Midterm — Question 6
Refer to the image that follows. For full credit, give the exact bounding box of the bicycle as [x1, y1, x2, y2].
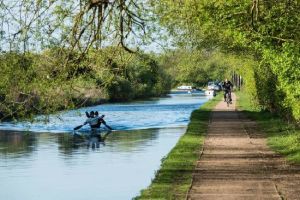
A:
[225, 92, 231, 107]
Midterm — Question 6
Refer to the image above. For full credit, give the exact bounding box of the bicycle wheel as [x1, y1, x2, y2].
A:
[226, 93, 230, 107]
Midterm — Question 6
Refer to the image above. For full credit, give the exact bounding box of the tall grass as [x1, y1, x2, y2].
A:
[237, 91, 300, 163]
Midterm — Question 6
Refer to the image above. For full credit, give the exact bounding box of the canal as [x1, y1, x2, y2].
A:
[0, 92, 209, 200]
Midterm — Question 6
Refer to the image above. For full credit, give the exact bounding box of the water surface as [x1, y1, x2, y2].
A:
[0, 92, 209, 200]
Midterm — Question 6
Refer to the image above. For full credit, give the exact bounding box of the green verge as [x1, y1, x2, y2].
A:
[236, 91, 300, 163]
[134, 94, 222, 200]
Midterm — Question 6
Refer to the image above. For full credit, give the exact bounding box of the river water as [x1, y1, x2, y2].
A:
[0, 92, 209, 200]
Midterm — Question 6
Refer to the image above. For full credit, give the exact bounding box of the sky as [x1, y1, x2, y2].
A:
[0, 0, 174, 54]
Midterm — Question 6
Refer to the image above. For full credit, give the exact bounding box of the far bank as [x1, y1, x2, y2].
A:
[0, 47, 171, 121]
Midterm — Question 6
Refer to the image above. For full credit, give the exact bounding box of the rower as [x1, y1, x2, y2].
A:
[83, 111, 99, 129]
[94, 111, 112, 130]
[74, 111, 112, 131]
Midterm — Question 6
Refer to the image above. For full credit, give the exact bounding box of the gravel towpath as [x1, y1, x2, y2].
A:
[187, 93, 300, 200]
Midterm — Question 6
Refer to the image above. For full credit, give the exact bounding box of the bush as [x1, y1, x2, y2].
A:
[0, 48, 172, 120]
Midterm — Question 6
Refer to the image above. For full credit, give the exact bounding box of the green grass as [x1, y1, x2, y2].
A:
[236, 91, 300, 163]
[134, 94, 222, 200]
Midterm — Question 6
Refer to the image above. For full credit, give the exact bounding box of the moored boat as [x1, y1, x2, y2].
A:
[204, 89, 216, 96]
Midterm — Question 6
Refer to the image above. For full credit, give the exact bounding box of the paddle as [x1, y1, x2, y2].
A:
[97, 115, 113, 130]
[74, 124, 85, 130]
[101, 120, 113, 130]
[73, 112, 91, 130]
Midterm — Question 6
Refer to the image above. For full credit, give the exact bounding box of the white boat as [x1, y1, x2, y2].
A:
[204, 89, 216, 96]
[177, 85, 192, 90]
[207, 81, 221, 91]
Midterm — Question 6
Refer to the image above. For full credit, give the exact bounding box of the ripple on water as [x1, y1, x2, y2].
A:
[0, 93, 207, 200]
[0, 93, 209, 133]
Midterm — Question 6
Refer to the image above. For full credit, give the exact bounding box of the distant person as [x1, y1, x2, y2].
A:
[83, 111, 99, 129]
[222, 79, 233, 103]
[74, 111, 111, 131]
[94, 111, 104, 128]
[84, 111, 111, 130]
[95, 111, 112, 130]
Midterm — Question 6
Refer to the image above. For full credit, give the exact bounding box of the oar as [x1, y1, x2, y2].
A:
[74, 124, 85, 130]
[102, 118, 113, 130]
[96, 115, 112, 130]
[74, 111, 90, 131]
[102, 121, 113, 130]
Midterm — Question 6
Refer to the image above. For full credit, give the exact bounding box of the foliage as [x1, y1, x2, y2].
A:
[152, 0, 300, 123]
[159, 50, 233, 87]
[87, 47, 172, 101]
[0, 0, 150, 53]
[0, 48, 171, 120]
[261, 44, 300, 121]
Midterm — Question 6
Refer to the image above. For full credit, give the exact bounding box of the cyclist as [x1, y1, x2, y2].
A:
[222, 79, 233, 103]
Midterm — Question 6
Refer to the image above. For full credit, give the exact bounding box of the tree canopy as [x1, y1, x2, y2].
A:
[0, 0, 299, 122]
[151, 0, 300, 122]
[0, 0, 150, 53]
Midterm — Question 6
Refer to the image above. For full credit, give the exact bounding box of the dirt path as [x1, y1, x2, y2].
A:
[187, 93, 300, 200]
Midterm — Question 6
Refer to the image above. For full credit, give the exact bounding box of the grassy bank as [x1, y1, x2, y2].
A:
[134, 94, 221, 199]
[236, 91, 300, 163]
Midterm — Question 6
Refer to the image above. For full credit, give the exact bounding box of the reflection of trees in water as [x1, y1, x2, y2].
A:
[0, 128, 168, 158]
[0, 131, 37, 157]
[57, 129, 160, 155]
